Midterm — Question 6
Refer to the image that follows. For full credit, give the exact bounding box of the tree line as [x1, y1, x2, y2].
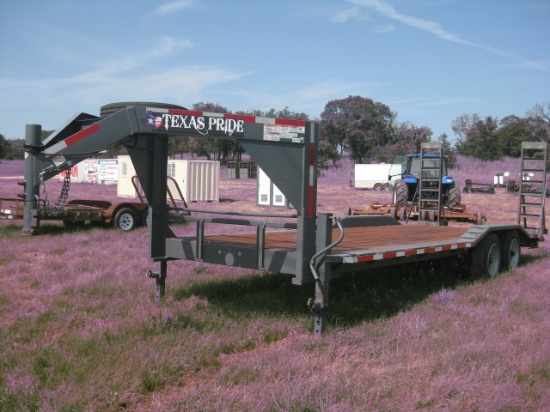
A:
[1, 99, 548, 168]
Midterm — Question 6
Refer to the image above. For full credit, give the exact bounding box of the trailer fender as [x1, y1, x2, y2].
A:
[471, 232, 501, 278]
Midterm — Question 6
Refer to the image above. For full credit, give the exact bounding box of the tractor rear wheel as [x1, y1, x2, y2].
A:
[392, 179, 408, 206]
[448, 186, 461, 208]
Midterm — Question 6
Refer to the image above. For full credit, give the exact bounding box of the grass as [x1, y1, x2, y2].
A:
[1, 154, 549, 411]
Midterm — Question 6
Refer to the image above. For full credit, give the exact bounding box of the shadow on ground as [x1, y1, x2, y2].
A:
[170, 257, 516, 330]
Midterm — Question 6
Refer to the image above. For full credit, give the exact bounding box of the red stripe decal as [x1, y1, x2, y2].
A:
[169, 109, 203, 116]
[309, 143, 315, 165]
[405, 250, 417, 256]
[65, 123, 100, 146]
[384, 252, 397, 259]
[224, 113, 256, 123]
[274, 118, 306, 127]
[358, 255, 375, 263]
[308, 186, 315, 218]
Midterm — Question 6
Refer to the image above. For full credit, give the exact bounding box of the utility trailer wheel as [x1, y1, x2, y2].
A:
[471, 233, 501, 278]
[392, 179, 408, 206]
[500, 231, 521, 271]
[374, 183, 383, 191]
[100, 102, 187, 118]
[114, 208, 137, 231]
[141, 208, 150, 227]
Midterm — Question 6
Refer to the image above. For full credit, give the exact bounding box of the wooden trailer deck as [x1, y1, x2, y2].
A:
[204, 224, 472, 263]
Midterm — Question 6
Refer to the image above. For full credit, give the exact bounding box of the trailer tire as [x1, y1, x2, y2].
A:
[393, 179, 408, 206]
[100, 102, 187, 118]
[471, 233, 501, 278]
[114, 208, 137, 231]
[500, 231, 521, 271]
[374, 183, 383, 191]
[448, 186, 461, 208]
[141, 208, 150, 227]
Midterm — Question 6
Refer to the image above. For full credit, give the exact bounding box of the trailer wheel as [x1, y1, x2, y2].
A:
[100, 102, 187, 118]
[471, 233, 501, 278]
[141, 209, 150, 227]
[501, 231, 521, 271]
[374, 183, 383, 191]
[393, 179, 408, 206]
[114, 208, 137, 231]
[448, 186, 461, 208]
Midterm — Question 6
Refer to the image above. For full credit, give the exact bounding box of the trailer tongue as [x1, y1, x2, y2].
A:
[21, 104, 548, 335]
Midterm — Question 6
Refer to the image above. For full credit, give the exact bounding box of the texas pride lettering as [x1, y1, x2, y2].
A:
[144, 111, 244, 137]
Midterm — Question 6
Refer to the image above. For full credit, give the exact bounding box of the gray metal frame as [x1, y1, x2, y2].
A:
[22, 104, 545, 336]
[23, 104, 321, 286]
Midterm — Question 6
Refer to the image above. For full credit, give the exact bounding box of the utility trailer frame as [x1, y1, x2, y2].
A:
[22, 104, 547, 335]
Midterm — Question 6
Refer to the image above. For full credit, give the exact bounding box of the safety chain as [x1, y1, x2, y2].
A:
[40, 169, 72, 216]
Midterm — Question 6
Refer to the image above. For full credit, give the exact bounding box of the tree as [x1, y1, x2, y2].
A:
[320, 96, 395, 163]
[452, 113, 480, 153]
[0, 134, 11, 159]
[496, 115, 530, 157]
[457, 116, 501, 160]
[438, 133, 456, 168]
[526, 102, 550, 142]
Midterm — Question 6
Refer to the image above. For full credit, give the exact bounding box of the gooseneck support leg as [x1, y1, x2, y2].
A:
[308, 214, 341, 337]
[146, 261, 167, 302]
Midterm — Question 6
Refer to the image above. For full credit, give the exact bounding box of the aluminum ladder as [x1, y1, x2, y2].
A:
[517, 141, 548, 238]
[418, 142, 444, 224]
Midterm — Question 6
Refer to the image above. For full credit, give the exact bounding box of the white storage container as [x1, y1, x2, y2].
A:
[117, 156, 220, 202]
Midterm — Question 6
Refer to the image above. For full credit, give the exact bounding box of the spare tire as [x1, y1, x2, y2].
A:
[100, 102, 187, 118]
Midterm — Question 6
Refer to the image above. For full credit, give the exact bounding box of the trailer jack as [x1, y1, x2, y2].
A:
[146, 261, 167, 302]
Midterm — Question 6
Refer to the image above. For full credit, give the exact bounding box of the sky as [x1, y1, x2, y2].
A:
[0, 0, 548, 142]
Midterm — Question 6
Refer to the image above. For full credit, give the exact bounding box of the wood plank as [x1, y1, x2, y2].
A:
[204, 225, 469, 253]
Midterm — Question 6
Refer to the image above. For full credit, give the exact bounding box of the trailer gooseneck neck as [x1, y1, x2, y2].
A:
[22, 103, 547, 335]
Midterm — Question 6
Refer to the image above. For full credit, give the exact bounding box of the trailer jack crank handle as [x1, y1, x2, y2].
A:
[146, 261, 168, 303]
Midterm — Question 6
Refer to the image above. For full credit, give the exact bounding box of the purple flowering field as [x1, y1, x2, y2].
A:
[0, 155, 549, 411]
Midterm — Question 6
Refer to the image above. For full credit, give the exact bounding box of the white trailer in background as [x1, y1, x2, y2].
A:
[355, 163, 400, 190]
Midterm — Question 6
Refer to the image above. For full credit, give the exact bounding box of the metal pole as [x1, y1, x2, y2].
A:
[22, 124, 41, 235]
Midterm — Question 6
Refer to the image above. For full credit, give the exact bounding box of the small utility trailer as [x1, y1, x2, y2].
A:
[21, 103, 547, 335]
[0, 195, 149, 230]
[1, 177, 187, 231]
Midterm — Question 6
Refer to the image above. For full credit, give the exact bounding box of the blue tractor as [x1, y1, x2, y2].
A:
[389, 153, 461, 208]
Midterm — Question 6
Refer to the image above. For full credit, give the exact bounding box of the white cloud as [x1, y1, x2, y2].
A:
[373, 23, 394, 33]
[155, 0, 198, 16]
[349, 0, 548, 70]
[331, 7, 363, 23]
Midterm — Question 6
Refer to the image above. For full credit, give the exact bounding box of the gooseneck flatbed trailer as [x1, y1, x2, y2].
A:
[22, 103, 547, 335]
